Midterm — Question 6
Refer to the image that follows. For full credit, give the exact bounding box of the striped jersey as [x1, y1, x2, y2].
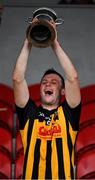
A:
[16, 98, 81, 180]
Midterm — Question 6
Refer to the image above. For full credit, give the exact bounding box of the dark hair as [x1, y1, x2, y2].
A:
[41, 68, 65, 88]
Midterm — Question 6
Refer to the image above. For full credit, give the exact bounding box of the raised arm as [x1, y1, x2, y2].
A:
[12, 38, 32, 107]
[51, 39, 81, 108]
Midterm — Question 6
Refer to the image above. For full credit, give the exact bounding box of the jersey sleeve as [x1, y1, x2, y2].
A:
[62, 100, 81, 131]
[16, 98, 38, 130]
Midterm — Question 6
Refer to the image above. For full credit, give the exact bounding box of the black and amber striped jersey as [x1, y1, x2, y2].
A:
[16, 98, 81, 180]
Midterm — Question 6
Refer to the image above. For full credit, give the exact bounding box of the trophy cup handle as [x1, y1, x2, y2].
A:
[55, 18, 64, 25]
[27, 17, 33, 24]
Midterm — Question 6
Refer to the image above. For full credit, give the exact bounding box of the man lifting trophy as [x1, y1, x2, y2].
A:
[12, 7, 81, 179]
[26, 7, 64, 47]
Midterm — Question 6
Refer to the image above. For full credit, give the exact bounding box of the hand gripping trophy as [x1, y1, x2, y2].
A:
[26, 7, 64, 48]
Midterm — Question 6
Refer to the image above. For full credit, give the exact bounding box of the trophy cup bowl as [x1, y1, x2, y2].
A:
[26, 7, 64, 48]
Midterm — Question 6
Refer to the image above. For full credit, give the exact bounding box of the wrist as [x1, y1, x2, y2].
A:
[51, 39, 60, 50]
[24, 38, 32, 50]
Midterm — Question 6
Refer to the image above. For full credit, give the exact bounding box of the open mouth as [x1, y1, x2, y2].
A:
[45, 90, 53, 95]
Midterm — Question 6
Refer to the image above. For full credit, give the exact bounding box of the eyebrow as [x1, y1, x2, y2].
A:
[41, 78, 60, 83]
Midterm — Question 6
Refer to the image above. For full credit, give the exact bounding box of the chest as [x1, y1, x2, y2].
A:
[34, 108, 67, 140]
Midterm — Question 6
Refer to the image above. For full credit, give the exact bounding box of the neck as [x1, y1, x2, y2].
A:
[41, 103, 58, 110]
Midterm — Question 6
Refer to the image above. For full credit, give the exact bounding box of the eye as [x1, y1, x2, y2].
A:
[41, 80, 47, 85]
[52, 81, 57, 85]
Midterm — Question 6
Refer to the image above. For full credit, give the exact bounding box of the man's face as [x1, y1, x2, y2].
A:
[40, 73, 64, 106]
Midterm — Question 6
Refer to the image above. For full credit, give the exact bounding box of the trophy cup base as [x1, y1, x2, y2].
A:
[27, 19, 56, 48]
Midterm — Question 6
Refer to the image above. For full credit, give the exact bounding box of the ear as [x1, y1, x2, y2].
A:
[61, 88, 65, 96]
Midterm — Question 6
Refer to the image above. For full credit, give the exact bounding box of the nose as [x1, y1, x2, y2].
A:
[46, 81, 51, 86]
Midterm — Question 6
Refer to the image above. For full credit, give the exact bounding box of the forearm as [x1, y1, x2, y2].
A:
[12, 39, 32, 82]
[51, 40, 78, 82]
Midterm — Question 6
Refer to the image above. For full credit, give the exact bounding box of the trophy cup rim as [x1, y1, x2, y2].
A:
[33, 7, 57, 22]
